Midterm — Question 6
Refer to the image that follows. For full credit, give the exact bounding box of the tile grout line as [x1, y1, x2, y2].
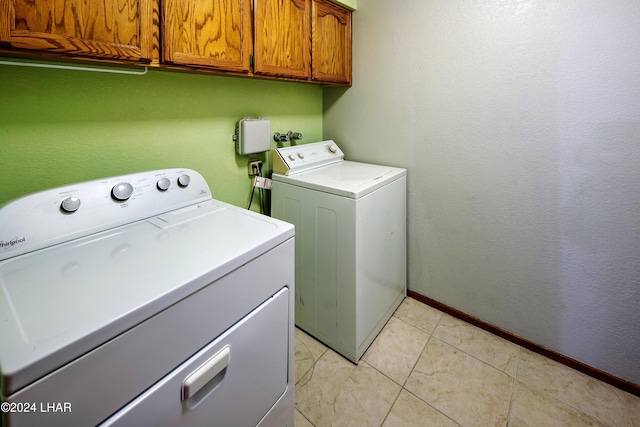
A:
[295, 298, 639, 427]
[505, 346, 523, 424]
[408, 292, 640, 398]
[378, 384, 402, 427]
[294, 330, 330, 426]
[515, 346, 630, 427]
[399, 305, 521, 426]
[389, 309, 467, 425]
[372, 310, 456, 426]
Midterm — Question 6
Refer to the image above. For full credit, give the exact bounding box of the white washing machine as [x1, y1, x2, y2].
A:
[0, 169, 294, 427]
[271, 140, 406, 363]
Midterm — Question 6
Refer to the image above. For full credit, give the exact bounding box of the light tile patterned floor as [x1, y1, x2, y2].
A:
[294, 297, 640, 427]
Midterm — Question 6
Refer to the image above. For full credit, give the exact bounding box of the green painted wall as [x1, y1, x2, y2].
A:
[0, 60, 323, 209]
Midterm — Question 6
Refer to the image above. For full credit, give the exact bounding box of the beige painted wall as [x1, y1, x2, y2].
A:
[329, 0, 356, 10]
[324, 0, 640, 385]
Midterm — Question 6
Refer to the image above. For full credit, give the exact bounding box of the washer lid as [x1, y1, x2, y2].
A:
[0, 199, 294, 396]
[272, 161, 406, 198]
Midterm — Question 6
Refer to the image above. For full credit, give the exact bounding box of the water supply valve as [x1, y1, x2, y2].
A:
[274, 131, 303, 142]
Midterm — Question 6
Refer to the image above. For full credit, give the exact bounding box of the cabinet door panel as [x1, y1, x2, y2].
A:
[162, 0, 251, 72]
[254, 0, 310, 79]
[0, 0, 153, 61]
[311, 0, 351, 85]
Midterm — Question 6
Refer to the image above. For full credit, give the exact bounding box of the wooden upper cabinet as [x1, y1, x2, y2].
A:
[254, 0, 351, 84]
[162, 0, 252, 72]
[311, 0, 351, 85]
[0, 0, 153, 62]
[0, 0, 351, 83]
[253, 0, 310, 80]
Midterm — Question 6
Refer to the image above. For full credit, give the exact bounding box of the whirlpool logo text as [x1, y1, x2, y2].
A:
[0, 237, 26, 249]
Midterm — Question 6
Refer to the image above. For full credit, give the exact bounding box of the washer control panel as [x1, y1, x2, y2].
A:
[272, 140, 344, 176]
[0, 169, 211, 260]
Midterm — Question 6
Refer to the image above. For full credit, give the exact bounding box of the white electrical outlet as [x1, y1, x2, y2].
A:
[249, 160, 262, 176]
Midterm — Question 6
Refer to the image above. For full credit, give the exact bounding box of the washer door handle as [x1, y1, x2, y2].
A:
[182, 345, 231, 400]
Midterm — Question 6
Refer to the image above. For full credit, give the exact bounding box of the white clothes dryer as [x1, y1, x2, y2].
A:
[0, 169, 294, 427]
[271, 140, 406, 362]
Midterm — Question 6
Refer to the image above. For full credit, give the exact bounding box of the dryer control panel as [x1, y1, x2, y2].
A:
[272, 140, 344, 176]
[0, 169, 212, 261]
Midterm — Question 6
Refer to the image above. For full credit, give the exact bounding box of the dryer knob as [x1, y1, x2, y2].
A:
[288, 154, 296, 161]
[178, 174, 191, 187]
[157, 177, 171, 191]
[328, 144, 337, 154]
[60, 196, 81, 213]
[297, 153, 305, 159]
[112, 182, 134, 201]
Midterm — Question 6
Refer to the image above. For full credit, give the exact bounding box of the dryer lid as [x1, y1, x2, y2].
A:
[0, 200, 294, 396]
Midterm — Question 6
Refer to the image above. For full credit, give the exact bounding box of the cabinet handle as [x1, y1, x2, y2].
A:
[181, 345, 231, 400]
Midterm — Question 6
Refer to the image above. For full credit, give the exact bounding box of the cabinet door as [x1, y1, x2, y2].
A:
[311, 0, 351, 85]
[0, 0, 153, 62]
[162, 0, 252, 72]
[254, 0, 310, 80]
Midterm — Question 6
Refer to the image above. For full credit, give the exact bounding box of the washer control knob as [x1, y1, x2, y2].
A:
[157, 177, 171, 191]
[60, 196, 81, 213]
[112, 182, 134, 201]
[328, 144, 338, 154]
[297, 153, 305, 159]
[288, 154, 296, 161]
[177, 174, 191, 188]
